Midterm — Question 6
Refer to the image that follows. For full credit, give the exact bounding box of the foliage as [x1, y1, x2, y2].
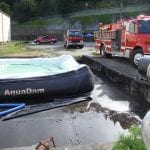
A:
[124, 11, 143, 18]
[57, 0, 75, 17]
[38, 0, 56, 16]
[2, 0, 150, 22]
[112, 124, 146, 150]
[13, 0, 37, 22]
[22, 18, 64, 25]
[71, 14, 112, 25]
[4, 0, 18, 6]
[19, 13, 112, 27]
[0, 2, 10, 15]
[95, 1, 112, 8]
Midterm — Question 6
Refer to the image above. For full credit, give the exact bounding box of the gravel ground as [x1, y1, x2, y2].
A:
[26, 42, 95, 57]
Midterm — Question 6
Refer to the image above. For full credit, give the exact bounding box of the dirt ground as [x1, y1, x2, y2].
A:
[26, 42, 95, 57]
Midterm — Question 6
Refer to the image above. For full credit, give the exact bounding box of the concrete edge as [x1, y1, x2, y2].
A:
[81, 55, 150, 103]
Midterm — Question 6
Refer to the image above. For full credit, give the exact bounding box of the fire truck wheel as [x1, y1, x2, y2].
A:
[80, 45, 84, 49]
[100, 44, 105, 56]
[100, 45, 112, 58]
[131, 49, 143, 68]
[36, 41, 40, 45]
[66, 45, 70, 49]
[66, 43, 70, 49]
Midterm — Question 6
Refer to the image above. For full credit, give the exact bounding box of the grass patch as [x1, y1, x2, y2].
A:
[15, 11, 144, 27]
[17, 14, 112, 27]
[21, 18, 64, 26]
[124, 12, 144, 18]
[70, 14, 112, 25]
[0, 41, 27, 56]
[0, 41, 54, 57]
[112, 124, 146, 150]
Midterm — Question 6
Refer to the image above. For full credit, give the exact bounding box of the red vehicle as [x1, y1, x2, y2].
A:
[34, 35, 57, 44]
[64, 30, 84, 49]
[94, 15, 150, 68]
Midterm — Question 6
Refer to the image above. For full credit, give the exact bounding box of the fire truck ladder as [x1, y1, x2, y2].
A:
[94, 30, 116, 39]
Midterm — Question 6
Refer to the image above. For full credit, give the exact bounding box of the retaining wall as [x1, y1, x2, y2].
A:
[81, 55, 150, 103]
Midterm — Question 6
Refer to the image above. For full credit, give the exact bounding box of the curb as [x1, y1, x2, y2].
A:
[81, 55, 150, 103]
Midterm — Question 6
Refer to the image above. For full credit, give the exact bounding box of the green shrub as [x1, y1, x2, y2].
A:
[70, 14, 112, 25]
[112, 124, 147, 150]
[21, 18, 64, 26]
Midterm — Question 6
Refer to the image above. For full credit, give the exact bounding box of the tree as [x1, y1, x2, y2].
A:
[38, 0, 56, 16]
[3, 0, 17, 7]
[13, 0, 37, 22]
[0, 2, 10, 15]
[57, 0, 75, 17]
[95, 1, 112, 8]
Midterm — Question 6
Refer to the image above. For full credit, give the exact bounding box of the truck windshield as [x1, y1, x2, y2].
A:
[69, 31, 82, 37]
[139, 20, 150, 33]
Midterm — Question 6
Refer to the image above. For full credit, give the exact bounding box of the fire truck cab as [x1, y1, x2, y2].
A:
[64, 30, 84, 49]
[94, 15, 150, 68]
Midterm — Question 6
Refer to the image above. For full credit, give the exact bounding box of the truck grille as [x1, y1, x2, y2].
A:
[72, 40, 80, 43]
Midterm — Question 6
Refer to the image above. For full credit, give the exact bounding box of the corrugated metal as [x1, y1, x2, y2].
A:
[0, 10, 11, 42]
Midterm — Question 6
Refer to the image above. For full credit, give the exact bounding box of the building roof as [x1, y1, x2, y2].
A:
[0, 10, 10, 18]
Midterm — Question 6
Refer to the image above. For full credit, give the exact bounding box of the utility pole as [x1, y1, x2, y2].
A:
[85, 2, 88, 13]
[120, 2, 123, 19]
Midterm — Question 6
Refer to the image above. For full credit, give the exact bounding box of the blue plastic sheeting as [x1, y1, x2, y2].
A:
[0, 103, 25, 116]
[85, 33, 94, 37]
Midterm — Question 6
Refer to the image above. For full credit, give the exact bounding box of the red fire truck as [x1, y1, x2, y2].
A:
[64, 30, 84, 49]
[94, 15, 150, 68]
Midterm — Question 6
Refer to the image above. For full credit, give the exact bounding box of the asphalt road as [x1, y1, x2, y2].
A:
[0, 76, 128, 149]
[0, 42, 149, 149]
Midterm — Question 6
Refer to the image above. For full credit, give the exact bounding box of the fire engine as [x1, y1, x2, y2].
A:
[94, 15, 150, 68]
[64, 30, 84, 49]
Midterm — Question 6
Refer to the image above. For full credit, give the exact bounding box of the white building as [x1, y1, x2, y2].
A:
[0, 10, 11, 42]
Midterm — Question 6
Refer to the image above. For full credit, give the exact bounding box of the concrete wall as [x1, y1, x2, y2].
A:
[0, 10, 11, 42]
[81, 56, 150, 103]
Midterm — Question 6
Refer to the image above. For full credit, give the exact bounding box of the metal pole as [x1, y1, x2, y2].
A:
[120, 2, 123, 19]
[85, 2, 88, 13]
